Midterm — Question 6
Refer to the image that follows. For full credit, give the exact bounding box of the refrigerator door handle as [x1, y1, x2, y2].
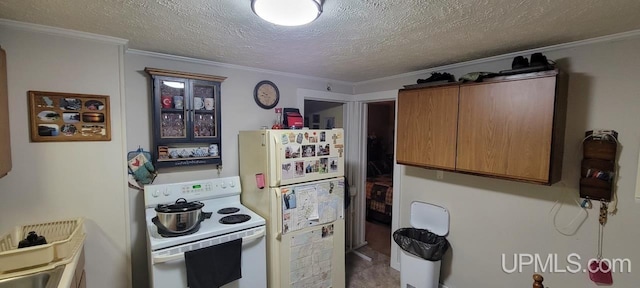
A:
[270, 133, 282, 187]
[274, 188, 283, 239]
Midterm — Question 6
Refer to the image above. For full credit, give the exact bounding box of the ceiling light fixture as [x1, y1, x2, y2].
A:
[251, 0, 322, 26]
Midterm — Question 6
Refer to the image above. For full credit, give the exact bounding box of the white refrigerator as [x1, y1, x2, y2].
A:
[239, 129, 345, 288]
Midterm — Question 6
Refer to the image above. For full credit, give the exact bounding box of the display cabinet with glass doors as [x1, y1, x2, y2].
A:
[145, 68, 226, 168]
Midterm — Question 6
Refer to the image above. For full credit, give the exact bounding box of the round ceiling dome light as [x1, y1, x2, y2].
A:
[252, 0, 322, 26]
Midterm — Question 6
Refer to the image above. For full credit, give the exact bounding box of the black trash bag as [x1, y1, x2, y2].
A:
[393, 228, 449, 261]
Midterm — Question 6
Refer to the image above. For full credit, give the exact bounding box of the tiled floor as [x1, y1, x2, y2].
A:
[344, 220, 398, 287]
[346, 245, 400, 288]
[350, 178, 396, 286]
[365, 220, 392, 256]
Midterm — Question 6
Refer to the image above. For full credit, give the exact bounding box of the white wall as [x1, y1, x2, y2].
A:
[124, 51, 352, 288]
[355, 37, 640, 287]
[0, 23, 129, 287]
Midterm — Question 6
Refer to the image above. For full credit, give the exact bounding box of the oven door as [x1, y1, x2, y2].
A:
[149, 226, 266, 288]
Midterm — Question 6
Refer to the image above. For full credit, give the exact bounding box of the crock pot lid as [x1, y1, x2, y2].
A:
[155, 198, 204, 212]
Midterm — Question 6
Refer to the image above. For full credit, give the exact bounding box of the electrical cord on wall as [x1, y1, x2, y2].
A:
[549, 130, 621, 236]
[548, 181, 589, 236]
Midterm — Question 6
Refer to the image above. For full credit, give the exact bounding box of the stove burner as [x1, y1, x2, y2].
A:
[217, 207, 240, 214]
[219, 214, 251, 224]
[157, 222, 201, 238]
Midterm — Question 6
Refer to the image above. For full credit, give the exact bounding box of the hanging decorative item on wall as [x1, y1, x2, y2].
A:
[28, 91, 111, 142]
[579, 130, 618, 202]
[127, 146, 157, 190]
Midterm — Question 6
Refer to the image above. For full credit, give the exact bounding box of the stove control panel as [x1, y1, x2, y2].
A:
[143, 176, 241, 207]
[181, 183, 213, 195]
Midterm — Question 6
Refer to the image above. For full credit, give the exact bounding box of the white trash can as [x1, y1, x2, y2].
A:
[400, 249, 441, 288]
[397, 201, 449, 288]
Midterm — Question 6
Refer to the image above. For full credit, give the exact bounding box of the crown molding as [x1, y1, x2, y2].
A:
[0, 19, 128, 46]
[297, 88, 354, 112]
[297, 88, 354, 102]
[355, 29, 640, 85]
[126, 49, 353, 86]
[352, 90, 398, 102]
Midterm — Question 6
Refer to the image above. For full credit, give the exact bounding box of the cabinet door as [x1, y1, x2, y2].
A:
[396, 86, 459, 170]
[0, 47, 10, 178]
[146, 68, 226, 168]
[154, 76, 187, 141]
[190, 80, 220, 142]
[456, 76, 556, 183]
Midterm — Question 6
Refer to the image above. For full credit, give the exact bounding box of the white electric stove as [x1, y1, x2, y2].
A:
[144, 176, 266, 288]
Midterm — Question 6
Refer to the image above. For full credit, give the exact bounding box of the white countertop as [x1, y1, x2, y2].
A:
[57, 242, 84, 288]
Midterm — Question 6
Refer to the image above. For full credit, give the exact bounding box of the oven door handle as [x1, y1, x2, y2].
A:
[152, 227, 266, 264]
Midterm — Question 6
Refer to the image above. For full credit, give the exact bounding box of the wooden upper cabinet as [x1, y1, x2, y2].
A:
[456, 76, 559, 183]
[396, 85, 459, 170]
[396, 70, 566, 185]
[0, 47, 11, 178]
[145, 68, 226, 169]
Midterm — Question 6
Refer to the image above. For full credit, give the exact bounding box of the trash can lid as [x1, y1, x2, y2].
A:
[410, 201, 449, 236]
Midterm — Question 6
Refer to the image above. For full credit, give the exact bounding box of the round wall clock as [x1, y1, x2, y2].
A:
[254, 80, 280, 109]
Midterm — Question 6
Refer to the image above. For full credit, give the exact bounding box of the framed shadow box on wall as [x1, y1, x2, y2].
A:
[28, 91, 111, 142]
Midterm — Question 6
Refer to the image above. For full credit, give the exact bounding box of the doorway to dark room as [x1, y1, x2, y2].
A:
[364, 101, 395, 257]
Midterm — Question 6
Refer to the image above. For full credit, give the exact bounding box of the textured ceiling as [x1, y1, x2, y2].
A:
[1, 0, 640, 82]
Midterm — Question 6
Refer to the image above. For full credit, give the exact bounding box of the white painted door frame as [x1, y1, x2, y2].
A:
[298, 88, 401, 271]
[297, 88, 360, 249]
[353, 90, 401, 271]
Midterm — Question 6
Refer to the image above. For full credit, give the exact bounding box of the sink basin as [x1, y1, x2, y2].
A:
[0, 265, 65, 288]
